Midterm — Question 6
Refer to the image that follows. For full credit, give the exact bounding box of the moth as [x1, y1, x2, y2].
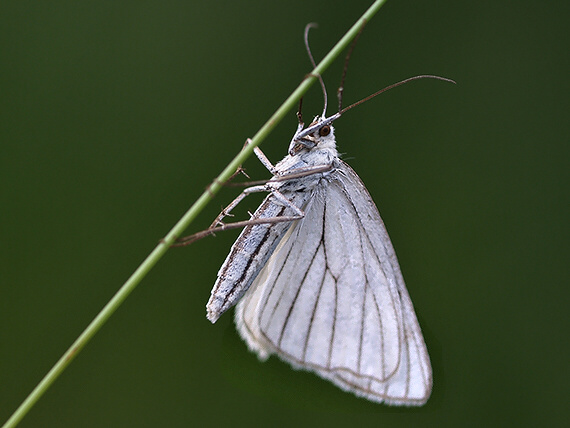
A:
[201, 26, 452, 405]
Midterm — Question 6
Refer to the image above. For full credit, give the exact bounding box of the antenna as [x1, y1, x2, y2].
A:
[338, 20, 367, 112]
[340, 75, 456, 115]
[304, 23, 328, 118]
[301, 23, 456, 125]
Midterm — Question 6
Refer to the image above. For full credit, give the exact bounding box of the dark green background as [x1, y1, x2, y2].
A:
[1, 1, 568, 427]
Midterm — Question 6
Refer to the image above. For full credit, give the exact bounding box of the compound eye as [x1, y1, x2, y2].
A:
[319, 125, 331, 137]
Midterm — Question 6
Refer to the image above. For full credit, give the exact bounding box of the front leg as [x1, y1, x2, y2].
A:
[243, 138, 278, 175]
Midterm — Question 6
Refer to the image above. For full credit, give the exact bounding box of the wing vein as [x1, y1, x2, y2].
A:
[258, 221, 302, 323]
[301, 205, 328, 361]
[301, 245, 327, 362]
[277, 234, 323, 347]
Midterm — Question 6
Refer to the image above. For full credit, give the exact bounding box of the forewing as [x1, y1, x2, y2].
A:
[207, 191, 310, 323]
[235, 161, 431, 405]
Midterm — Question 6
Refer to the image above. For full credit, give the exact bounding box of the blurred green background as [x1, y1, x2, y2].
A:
[1, 1, 568, 427]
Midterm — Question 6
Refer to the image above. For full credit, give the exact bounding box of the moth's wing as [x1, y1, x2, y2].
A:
[235, 160, 431, 405]
[207, 191, 310, 323]
[329, 161, 432, 405]
[234, 190, 325, 361]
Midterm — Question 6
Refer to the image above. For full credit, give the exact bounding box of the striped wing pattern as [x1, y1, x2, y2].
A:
[235, 161, 431, 405]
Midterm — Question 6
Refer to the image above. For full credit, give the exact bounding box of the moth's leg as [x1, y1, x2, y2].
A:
[270, 163, 334, 182]
[199, 161, 331, 242]
[211, 183, 305, 228]
[244, 137, 277, 175]
[254, 147, 277, 174]
[226, 163, 335, 188]
[209, 184, 267, 228]
[175, 186, 304, 247]
[213, 139, 264, 190]
[222, 166, 249, 186]
[213, 162, 330, 225]
[267, 188, 305, 217]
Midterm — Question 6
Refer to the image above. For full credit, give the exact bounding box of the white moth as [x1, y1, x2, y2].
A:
[205, 108, 432, 405]
[199, 23, 450, 405]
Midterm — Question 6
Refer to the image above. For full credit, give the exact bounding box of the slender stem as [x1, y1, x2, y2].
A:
[2, 1, 388, 427]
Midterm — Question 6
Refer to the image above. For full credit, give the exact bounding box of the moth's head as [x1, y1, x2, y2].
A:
[288, 113, 340, 156]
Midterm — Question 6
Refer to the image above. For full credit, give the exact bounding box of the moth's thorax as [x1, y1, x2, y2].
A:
[274, 146, 338, 176]
[277, 136, 338, 173]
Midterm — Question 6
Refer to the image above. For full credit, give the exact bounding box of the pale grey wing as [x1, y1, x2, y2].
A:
[235, 160, 431, 405]
[328, 161, 432, 405]
[207, 191, 310, 323]
[234, 190, 326, 361]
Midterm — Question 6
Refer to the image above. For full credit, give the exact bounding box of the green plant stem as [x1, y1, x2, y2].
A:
[2, 1, 388, 427]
